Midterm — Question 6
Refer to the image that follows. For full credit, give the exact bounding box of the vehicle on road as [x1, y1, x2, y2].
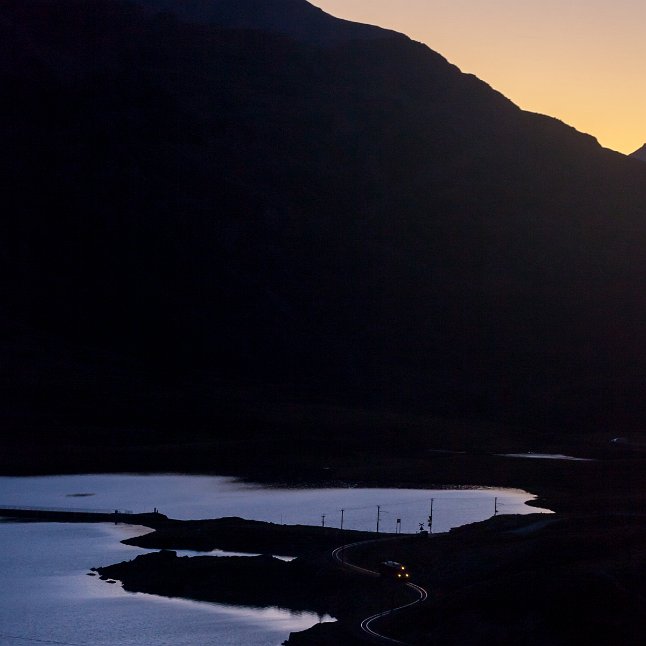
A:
[377, 560, 410, 581]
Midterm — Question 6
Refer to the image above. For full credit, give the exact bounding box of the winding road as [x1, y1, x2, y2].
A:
[332, 539, 428, 644]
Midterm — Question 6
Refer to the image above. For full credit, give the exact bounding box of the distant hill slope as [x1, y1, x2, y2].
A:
[2, 0, 646, 455]
[630, 144, 646, 161]
[135, 0, 403, 43]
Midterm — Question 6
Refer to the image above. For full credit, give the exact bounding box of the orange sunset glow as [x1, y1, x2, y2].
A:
[314, 0, 646, 154]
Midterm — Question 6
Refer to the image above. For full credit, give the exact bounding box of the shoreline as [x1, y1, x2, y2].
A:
[2, 446, 645, 644]
[84, 510, 646, 645]
[2, 448, 644, 515]
[2, 465, 645, 645]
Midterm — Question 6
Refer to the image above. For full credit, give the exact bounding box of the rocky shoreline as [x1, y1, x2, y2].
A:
[3, 447, 645, 644]
[94, 550, 392, 632]
[120, 516, 383, 557]
[90, 511, 646, 645]
[94, 519, 420, 645]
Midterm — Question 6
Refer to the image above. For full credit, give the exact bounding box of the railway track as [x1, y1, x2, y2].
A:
[332, 539, 428, 644]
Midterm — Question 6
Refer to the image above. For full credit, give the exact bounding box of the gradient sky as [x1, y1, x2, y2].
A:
[314, 0, 645, 155]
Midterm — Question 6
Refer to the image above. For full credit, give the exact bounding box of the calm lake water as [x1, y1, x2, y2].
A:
[0, 475, 551, 645]
[499, 452, 594, 462]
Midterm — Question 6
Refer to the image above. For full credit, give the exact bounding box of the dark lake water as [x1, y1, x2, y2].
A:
[0, 475, 551, 645]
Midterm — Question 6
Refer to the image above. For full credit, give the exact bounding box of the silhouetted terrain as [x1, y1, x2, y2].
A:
[340, 513, 646, 646]
[136, 0, 402, 42]
[3, 0, 646, 470]
[90, 513, 646, 645]
[630, 143, 646, 161]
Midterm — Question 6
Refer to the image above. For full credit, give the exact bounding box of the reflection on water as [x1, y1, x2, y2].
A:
[0, 521, 331, 646]
[0, 475, 552, 645]
[172, 549, 297, 561]
[499, 453, 594, 462]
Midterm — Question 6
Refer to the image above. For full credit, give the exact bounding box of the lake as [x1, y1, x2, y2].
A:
[0, 475, 551, 645]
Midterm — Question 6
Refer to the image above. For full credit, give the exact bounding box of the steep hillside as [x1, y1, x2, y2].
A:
[135, 0, 402, 42]
[3, 0, 646, 467]
[630, 144, 646, 161]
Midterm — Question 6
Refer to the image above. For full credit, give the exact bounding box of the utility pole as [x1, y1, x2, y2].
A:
[321, 514, 326, 527]
[428, 498, 434, 534]
[494, 497, 498, 516]
[376, 505, 381, 533]
[340, 508, 344, 531]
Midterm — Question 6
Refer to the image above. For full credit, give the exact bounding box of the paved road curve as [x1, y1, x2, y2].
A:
[332, 539, 428, 644]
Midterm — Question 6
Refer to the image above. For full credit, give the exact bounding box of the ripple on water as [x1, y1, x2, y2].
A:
[498, 452, 594, 462]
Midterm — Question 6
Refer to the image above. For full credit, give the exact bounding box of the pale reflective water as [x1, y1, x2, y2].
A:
[499, 452, 594, 462]
[0, 521, 329, 646]
[0, 474, 551, 534]
[0, 475, 551, 645]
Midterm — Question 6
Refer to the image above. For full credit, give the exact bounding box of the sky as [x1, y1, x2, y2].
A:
[314, 0, 646, 155]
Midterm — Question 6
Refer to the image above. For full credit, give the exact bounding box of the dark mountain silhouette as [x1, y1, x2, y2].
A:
[135, 0, 402, 43]
[630, 144, 646, 161]
[3, 0, 646, 466]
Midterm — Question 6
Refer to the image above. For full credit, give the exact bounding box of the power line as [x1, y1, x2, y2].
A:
[334, 495, 507, 513]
